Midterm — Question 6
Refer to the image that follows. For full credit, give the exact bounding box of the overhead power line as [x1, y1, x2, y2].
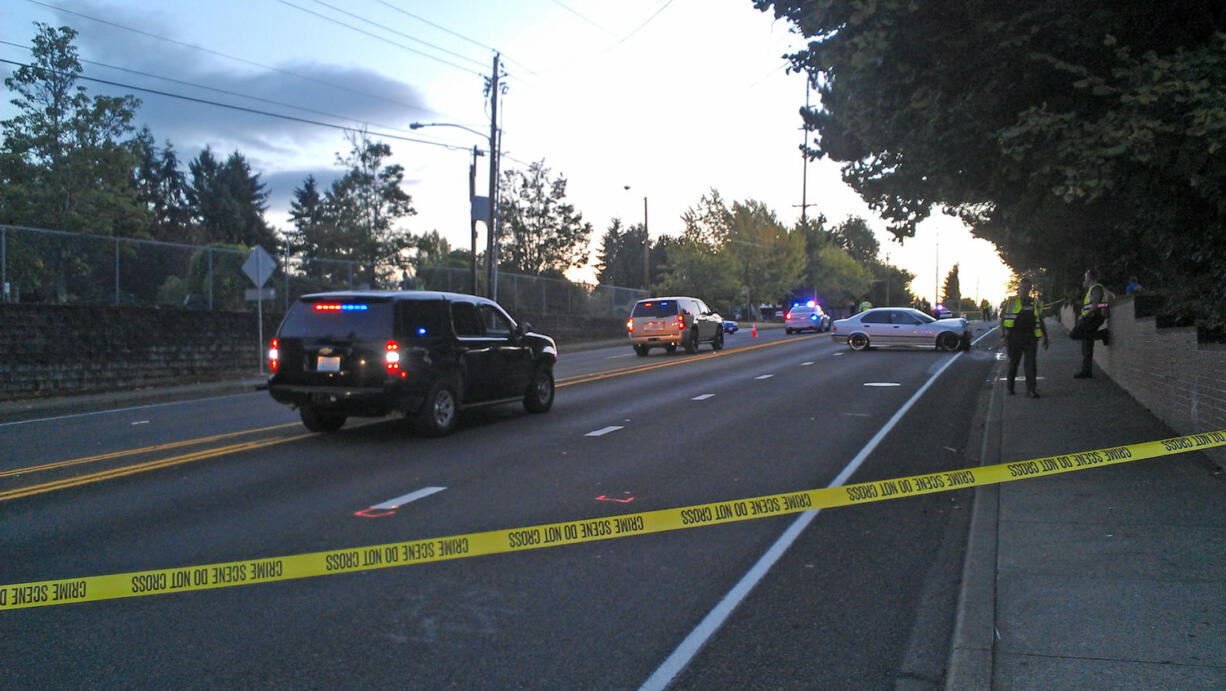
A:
[607, 0, 676, 50]
[375, 0, 539, 77]
[273, 0, 484, 77]
[0, 57, 481, 153]
[23, 0, 425, 112]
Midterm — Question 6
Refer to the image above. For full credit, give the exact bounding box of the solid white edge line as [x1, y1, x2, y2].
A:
[640, 348, 970, 691]
[371, 486, 447, 510]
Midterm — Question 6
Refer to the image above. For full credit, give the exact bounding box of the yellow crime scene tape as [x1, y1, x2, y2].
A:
[2, 429, 1223, 611]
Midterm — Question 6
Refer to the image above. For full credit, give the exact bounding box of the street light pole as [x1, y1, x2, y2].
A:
[486, 53, 501, 301]
[468, 145, 482, 294]
[642, 196, 649, 292]
[409, 119, 496, 298]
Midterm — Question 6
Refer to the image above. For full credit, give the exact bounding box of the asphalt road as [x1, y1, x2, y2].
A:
[0, 324, 999, 688]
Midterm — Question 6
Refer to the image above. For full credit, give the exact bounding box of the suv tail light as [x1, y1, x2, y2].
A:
[676, 314, 686, 330]
[385, 340, 404, 377]
[784, 311, 793, 321]
[626, 318, 634, 333]
[268, 338, 279, 373]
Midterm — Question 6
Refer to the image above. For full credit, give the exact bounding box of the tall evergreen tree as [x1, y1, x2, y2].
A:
[187, 147, 274, 249]
[132, 128, 193, 243]
[596, 217, 648, 288]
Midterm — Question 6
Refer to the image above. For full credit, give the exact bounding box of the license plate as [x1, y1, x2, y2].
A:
[317, 355, 341, 372]
[646, 321, 664, 330]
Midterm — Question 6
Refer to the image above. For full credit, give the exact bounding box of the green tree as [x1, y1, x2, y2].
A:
[2, 23, 144, 301]
[132, 128, 194, 244]
[497, 160, 593, 277]
[187, 147, 275, 250]
[830, 216, 879, 265]
[653, 237, 739, 313]
[323, 132, 416, 287]
[725, 200, 805, 321]
[756, 0, 1226, 333]
[810, 243, 872, 312]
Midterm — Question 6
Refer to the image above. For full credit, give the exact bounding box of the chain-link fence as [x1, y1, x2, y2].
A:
[0, 224, 646, 318]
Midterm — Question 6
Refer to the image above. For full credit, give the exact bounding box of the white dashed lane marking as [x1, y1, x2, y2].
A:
[586, 426, 624, 437]
[692, 394, 715, 401]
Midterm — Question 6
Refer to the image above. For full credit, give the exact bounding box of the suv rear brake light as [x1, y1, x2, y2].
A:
[385, 340, 405, 378]
[676, 314, 686, 330]
[784, 311, 793, 320]
[268, 338, 279, 373]
[626, 318, 634, 333]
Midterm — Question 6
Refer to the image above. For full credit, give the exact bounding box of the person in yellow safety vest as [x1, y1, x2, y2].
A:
[1000, 276, 1049, 397]
[1073, 268, 1111, 379]
[858, 300, 873, 313]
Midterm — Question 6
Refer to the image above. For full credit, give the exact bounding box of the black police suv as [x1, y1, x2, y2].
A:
[268, 291, 557, 435]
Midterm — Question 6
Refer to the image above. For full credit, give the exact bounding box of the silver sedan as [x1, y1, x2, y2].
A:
[831, 307, 970, 352]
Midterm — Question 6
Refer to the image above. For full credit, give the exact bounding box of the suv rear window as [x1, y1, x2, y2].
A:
[632, 300, 680, 317]
[279, 299, 394, 339]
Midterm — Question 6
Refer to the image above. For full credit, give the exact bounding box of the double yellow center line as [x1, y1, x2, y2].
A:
[0, 424, 309, 503]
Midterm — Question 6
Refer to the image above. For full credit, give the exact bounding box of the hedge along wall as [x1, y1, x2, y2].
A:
[0, 303, 626, 401]
[1060, 296, 1226, 467]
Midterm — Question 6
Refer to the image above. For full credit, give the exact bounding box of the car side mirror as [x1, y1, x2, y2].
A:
[516, 322, 530, 338]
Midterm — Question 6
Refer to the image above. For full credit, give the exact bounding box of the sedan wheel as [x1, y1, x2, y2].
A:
[712, 329, 724, 351]
[937, 331, 961, 352]
[848, 332, 870, 351]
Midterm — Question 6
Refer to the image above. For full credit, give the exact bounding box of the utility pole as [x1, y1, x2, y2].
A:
[800, 80, 810, 228]
[469, 145, 483, 295]
[642, 196, 649, 292]
[485, 53, 502, 301]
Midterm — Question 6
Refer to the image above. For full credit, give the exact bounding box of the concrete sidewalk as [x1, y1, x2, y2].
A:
[947, 319, 1226, 689]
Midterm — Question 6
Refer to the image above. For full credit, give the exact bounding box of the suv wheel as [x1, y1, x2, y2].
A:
[684, 328, 698, 354]
[523, 365, 555, 413]
[415, 381, 459, 436]
[300, 405, 346, 432]
[633, 344, 649, 357]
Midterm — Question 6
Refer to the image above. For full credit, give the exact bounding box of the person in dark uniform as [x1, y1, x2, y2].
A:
[1000, 277, 1049, 397]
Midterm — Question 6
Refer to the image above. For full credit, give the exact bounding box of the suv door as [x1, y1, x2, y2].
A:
[450, 300, 497, 403]
[693, 298, 718, 341]
[478, 302, 531, 399]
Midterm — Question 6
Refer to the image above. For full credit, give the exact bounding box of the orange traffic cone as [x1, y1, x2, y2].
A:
[751, 322, 758, 338]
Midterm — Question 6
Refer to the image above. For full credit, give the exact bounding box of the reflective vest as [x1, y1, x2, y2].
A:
[1001, 296, 1042, 338]
[1082, 283, 1109, 315]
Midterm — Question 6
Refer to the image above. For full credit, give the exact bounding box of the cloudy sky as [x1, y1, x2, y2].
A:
[2, 0, 1012, 306]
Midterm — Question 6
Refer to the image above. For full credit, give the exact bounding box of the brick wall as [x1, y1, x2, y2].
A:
[1061, 296, 1226, 466]
[0, 303, 625, 400]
